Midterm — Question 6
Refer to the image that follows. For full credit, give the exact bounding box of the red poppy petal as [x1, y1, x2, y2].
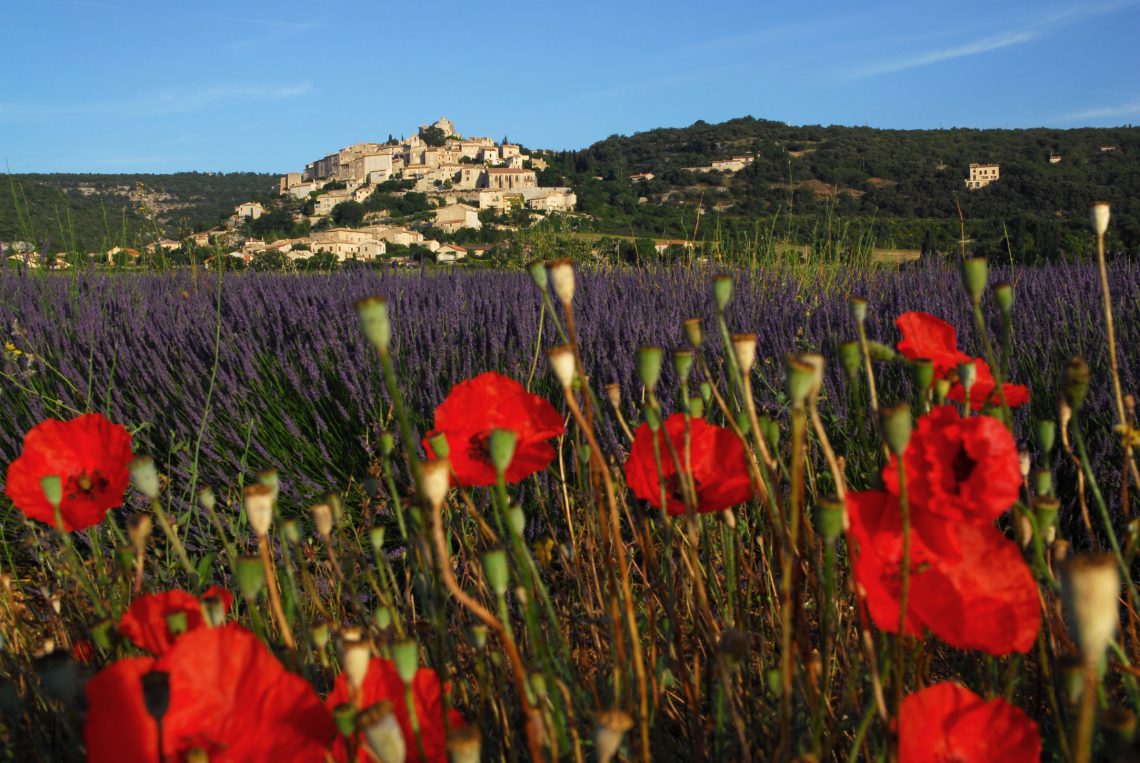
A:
[118, 590, 207, 655]
[896, 312, 971, 379]
[899, 682, 1040, 763]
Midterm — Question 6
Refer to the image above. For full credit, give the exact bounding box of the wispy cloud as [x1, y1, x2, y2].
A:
[0, 82, 313, 121]
[1056, 97, 1140, 122]
[846, 1, 1139, 79]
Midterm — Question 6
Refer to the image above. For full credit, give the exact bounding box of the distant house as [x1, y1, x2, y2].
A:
[436, 243, 467, 262]
[965, 163, 1000, 190]
[654, 239, 694, 255]
[629, 172, 656, 183]
[433, 203, 482, 233]
[235, 202, 265, 220]
[1100, 145, 1120, 153]
[1049, 154, 1063, 164]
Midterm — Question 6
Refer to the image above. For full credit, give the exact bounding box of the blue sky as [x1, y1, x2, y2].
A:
[2, 0, 1138, 173]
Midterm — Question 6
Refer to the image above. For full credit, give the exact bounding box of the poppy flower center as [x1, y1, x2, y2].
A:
[665, 472, 702, 506]
[950, 445, 976, 485]
[466, 431, 495, 467]
[67, 470, 108, 501]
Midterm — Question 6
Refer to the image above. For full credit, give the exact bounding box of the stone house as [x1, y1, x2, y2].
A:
[433, 203, 482, 233]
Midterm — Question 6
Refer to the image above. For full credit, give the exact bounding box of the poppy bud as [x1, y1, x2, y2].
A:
[391, 639, 419, 686]
[359, 701, 407, 763]
[466, 624, 488, 651]
[1060, 553, 1120, 666]
[200, 593, 227, 627]
[282, 519, 302, 545]
[1035, 420, 1056, 456]
[311, 503, 334, 538]
[837, 341, 861, 381]
[525, 259, 548, 290]
[243, 484, 275, 538]
[687, 397, 704, 419]
[197, 486, 216, 512]
[129, 457, 161, 499]
[786, 355, 816, 406]
[369, 526, 385, 553]
[128, 513, 152, 554]
[546, 259, 575, 305]
[446, 725, 483, 763]
[420, 459, 451, 510]
[1063, 357, 1090, 411]
[140, 670, 171, 722]
[637, 346, 664, 392]
[673, 350, 693, 383]
[736, 410, 752, 436]
[339, 634, 372, 693]
[236, 556, 265, 600]
[528, 672, 548, 703]
[1033, 469, 1053, 498]
[957, 361, 977, 399]
[911, 358, 934, 392]
[594, 708, 634, 763]
[374, 606, 392, 630]
[380, 432, 395, 456]
[815, 496, 848, 541]
[310, 622, 331, 650]
[355, 296, 391, 353]
[713, 275, 733, 311]
[866, 342, 897, 362]
[732, 334, 757, 375]
[700, 381, 712, 407]
[848, 297, 867, 326]
[332, 702, 358, 737]
[934, 378, 951, 405]
[547, 345, 577, 390]
[487, 430, 517, 476]
[683, 317, 703, 348]
[161, 611, 187, 639]
[481, 548, 509, 596]
[961, 257, 988, 305]
[427, 432, 450, 459]
[40, 475, 63, 509]
[993, 281, 1014, 314]
[880, 403, 912, 456]
[1090, 201, 1111, 237]
[604, 383, 621, 409]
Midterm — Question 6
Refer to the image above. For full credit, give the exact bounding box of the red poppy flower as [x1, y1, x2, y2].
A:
[4, 413, 134, 531]
[85, 624, 336, 762]
[71, 640, 95, 664]
[423, 372, 565, 487]
[899, 682, 1040, 763]
[896, 312, 972, 379]
[624, 413, 753, 516]
[846, 490, 1040, 655]
[946, 359, 1031, 412]
[118, 586, 235, 655]
[326, 657, 465, 762]
[881, 405, 1022, 557]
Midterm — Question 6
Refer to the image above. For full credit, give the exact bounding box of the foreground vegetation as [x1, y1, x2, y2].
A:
[0, 205, 1139, 760]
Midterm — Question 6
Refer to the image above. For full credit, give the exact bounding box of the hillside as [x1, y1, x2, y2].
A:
[0, 172, 277, 253]
[534, 117, 1140, 260]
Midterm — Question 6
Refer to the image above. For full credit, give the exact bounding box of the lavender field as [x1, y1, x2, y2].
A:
[2, 263, 1136, 518]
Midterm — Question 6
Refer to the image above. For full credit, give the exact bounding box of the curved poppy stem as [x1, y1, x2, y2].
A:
[258, 535, 296, 651]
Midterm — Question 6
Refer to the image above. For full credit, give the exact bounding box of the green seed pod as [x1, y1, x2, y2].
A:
[332, 702, 358, 738]
[815, 496, 847, 541]
[683, 318, 703, 349]
[838, 341, 861, 381]
[1033, 469, 1053, 498]
[993, 281, 1014, 314]
[281, 519, 302, 546]
[236, 556, 266, 600]
[737, 410, 753, 436]
[1035, 420, 1057, 456]
[310, 622, 331, 650]
[488, 429, 517, 476]
[368, 526, 385, 554]
[1063, 357, 1090, 411]
[700, 381, 712, 407]
[373, 606, 392, 630]
[713, 275, 733, 311]
[481, 548, 509, 596]
[525, 259, 548, 290]
[866, 341, 898, 362]
[848, 297, 867, 325]
[197, 486, 216, 512]
[687, 397, 705, 419]
[673, 350, 693, 384]
[355, 296, 391, 352]
[758, 415, 778, 450]
[934, 378, 951, 404]
[911, 358, 934, 391]
[957, 361, 977, 397]
[644, 406, 662, 432]
[165, 611, 188, 637]
[506, 505, 526, 537]
[40, 475, 63, 509]
[637, 346, 664, 392]
[379, 432, 395, 457]
[1034, 496, 1060, 533]
[90, 619, 115, 651]
[129, 457, 161, 500]
[961, 257, 988, 305]
[427, 431, 450, 459]
[880, 402, 913, 455]
[391, 639, 419, 686]
[785, 355, 816, 406]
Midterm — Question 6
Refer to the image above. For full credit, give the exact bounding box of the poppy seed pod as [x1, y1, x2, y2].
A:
[236, 556, 266, 600]
[127, 513, 152, 553]
[880, 402, 913, 455]
[993, 281, 1014, 314]
[547, 345, 577, 389]
[713, 275, 733, 311]
[604, 383, 621, 408]
[957, 361, 977, 397]
[256, 469, 279, 500]
[934, 378, 951, 404]
[332, 702, 358, 738]
[732, 334, 758, 375]
[338, 632, 372, 692]
[368, 526, 385, 553]
[815, 496, 848, 541]
[1033, 469, 1053, 498]
[165, 611, 188, 637]
[837, 340, 861, 381]
[506, 505, 526, 537]
[243, 484, 275, 537]
[785, 355, 816, 406]
[355, 296, 391, 353]
[481, 548, 509, 596]
[391, 639, 419, 686]
[961, 257, 988, 306]
[311, 502, 334, 538]
[129, 456, 160, 500]
[1018, 450, 1031, 479]
[595, 709, 634, 763]
[310, 621, 331, 651]
[1061, 553, 1120, 666]
[426, 431, 450, 459]
[1035, 420, 1057, 456]
[359, 701, 407, 763]
[911, 358, 934, 392]
[373, 606, 392, 630]
[197, 486, 216, 512]
[488, 429, 517, 476]
[282, 519, 302, 545]
[848, 296, 867, 325]
[866, 341, 898, 362]
[1034, 496, 1060, 544]
[446, 725, 482, 763]
[379, 432, 395, 457]
[420, 459, 450, 510]
[139, 670, 171, 722]
[673, 350, 694, 383]
[1090, 201, 1111, 237]
[1063, 357, 1090, 411]
[546, 259, 575, 305]
[687, 396, 705, 419]
[636, 346, 664, 392]
[683, 317, 703, 348]
[799, 353, 825, 399]
[525, 259, 548, 290]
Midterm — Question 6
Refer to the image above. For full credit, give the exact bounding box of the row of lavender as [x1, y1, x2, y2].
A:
[2, 264, 1137, 518]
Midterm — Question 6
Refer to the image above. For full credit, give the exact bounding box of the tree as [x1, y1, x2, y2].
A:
[331, 201, 365, 227]
[420, 126, 447, 147]
[250, 250, 286, 271]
